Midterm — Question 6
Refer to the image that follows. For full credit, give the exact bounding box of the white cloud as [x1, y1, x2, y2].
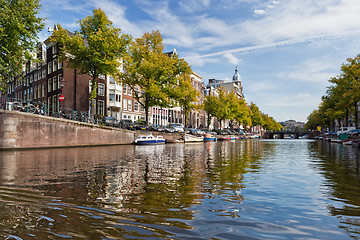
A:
[254, 9, 266, 15]
[87, 0, 143, 36]
[223, 52, 241, 64]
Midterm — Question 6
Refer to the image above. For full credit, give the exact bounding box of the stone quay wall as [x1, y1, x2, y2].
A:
[0, 110, 182, 150]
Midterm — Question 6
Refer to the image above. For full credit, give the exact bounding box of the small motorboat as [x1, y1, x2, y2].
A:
[166, 138, 184, 143]
[342, 139, 353, 145]
[203, 133, 217, 141]
[184, 134, 204, 142]
[217, 135, 232, 141]
[230, 135, 238, 140]
[134, 135, 165, 145]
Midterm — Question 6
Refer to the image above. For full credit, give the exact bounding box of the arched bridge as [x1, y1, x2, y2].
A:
[263, 131, 319, 139]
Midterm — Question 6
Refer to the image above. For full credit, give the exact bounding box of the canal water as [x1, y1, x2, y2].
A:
[1, 139, 360, 239]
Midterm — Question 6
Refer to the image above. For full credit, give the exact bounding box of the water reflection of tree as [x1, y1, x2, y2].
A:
[204, 140, 267, 201]
[121, 143, 206, 229]
[309, 141, 360, 238]
[0, 141, 272, 238]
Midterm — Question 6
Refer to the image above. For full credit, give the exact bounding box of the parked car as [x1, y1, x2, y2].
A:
[102, 116, 119, 127]
[148, 124, 165, 132]
[171, 124, 184, 133]
[189, 128, 203, 135]
[120, 119, 135, 130]
[135, 121, 148, 130]
[164, 125, 176, 133]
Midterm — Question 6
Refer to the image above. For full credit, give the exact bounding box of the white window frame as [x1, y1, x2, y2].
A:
[58, 74, 62, 89]
[98, 83, 105, 96]
[58, 60, 63, 69]
[38, 85, 41, 98]
[97, 100, 104, 116]
[53, 59, 58, 72]
[134, 101, 139, 112]
[123, 85, 127, 95]
[53, 76, 57, 91]
[48, 61, 52, 74]
[48, 79, 52, 92]
[123, 99, 127, 110]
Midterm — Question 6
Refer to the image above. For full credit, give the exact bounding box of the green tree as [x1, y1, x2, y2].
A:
[171, 73, 199, 127]
[227, 92, 251, 130]
[340, 55, 360, 128]
[212, 88, 231, 129]
[262, 113, 282, 131]
[235, 99, 252, 130]
[203, 94, 219, 129]
[249, 102, 264, 127]
[0, 0, 44, 92]
[304, 109, 324, 130]
[53, 8, 130, 115]
[120, 30, 191, 126]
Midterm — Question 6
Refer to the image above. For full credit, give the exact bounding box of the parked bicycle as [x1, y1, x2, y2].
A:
[12, 101, 38, 114]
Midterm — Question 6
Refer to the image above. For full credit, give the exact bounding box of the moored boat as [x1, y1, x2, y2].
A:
[342, 139, 353, 145]
[134, 135, 165, 145]
[203, 133, 217, 142]
[217, 135, 232, 141]
[184, 134, 204, 142]
[166, 138, 184, 143]
[230, 135, 237, 140]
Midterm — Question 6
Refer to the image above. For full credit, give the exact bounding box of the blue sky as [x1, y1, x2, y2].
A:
[38, 0, 360, 122]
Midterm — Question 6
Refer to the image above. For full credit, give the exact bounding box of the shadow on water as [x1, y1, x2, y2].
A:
[0, 140, 360, 239]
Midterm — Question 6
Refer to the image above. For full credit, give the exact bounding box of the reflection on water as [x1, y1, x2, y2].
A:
[1, 140, 360, 239]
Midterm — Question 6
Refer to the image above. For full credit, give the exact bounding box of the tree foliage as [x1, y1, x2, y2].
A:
[212, 88, 232, 129]
[171, 73, 199, 127]
[52, 8, 130, 101]
[306, 54, 360, 130]
[203, 94, 219, 129]
[0, 0, 44, 92]
[120, 30, 191, 125]
[203, 87, 280, 131]
[227, 91, 251, 129]
[249, 102, 264, 127]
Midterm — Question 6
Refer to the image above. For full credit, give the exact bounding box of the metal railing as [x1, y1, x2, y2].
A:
[3, 97, 92, 124]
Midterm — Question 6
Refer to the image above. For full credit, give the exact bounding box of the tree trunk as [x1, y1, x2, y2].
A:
[355, 101, 358, 129]
[184, 110, 189, 128]
[207, 113, 212, 129]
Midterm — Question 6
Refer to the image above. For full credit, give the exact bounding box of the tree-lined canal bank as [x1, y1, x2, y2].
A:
[1, 139, 360, 239]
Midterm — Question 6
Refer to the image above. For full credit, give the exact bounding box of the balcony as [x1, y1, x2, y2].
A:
[108, 101, 121, 108]
[108, 83, 122, 92]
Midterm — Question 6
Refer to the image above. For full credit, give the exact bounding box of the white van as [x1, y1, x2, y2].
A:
[337, 126, 355, 135]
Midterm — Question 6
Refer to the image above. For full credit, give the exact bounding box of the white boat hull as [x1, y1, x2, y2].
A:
[184, 134, 204, 142]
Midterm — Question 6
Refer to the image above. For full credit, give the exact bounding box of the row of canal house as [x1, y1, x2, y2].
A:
[2, 35, 247, 130]
[2, 37, 208, 128]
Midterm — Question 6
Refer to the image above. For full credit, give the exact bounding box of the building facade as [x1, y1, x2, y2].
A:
[205, 67, 244, 130]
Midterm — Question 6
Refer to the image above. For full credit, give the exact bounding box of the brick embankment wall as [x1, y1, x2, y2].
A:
[0, 110, 182, 150]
